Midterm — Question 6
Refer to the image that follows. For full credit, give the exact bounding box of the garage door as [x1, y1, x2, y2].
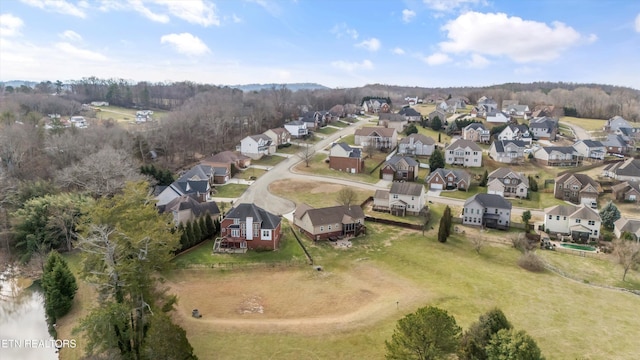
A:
[382, 173, 394, 181]
[430, 183, 443, 190]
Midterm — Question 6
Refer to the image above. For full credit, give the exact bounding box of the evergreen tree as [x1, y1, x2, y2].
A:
[205, 214, 215, 238]
[405, 123, 418, 136]
[431, 116, 442, 131]
[438, 216, 448, 243]
[479, 170, 488, 187]
[177, 223, 187, 251]
[486, 329, 544, 360]
[599, 201, 621, 230]
[198, 216, 207, 240]
[429, 148, 445, 171]
[458, 308, 512, 360]
[528, 175, 539, 192]
[443, 206, 452, 238]
[42, 251, 78, 327]
[185, 220, 196, 247]
[438, 132, 442, 143]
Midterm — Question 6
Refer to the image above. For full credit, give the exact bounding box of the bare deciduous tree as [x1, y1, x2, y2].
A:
[613, 239, 640, 281]
[471, 235, 487, 254]
[297, 144, 316, 167]
[337, 187, 357, 207]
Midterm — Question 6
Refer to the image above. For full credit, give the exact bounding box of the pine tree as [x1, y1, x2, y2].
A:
[177, 223, 187, 251]
[205, 214, 215, 237]
[185, 220, 195, 248]
[429, 148, 445, 171]
[438, 216, 448, 243]
[480, 170, 488, 187]
[443, 205, 452, 238]
[198, 216, 208, 240]
[42, 251, 78, 327]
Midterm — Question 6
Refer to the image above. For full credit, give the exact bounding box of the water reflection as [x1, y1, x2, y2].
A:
[0, 266, 59, 360]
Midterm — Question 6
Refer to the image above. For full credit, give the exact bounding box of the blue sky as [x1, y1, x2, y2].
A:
[1, 0, 639, 89]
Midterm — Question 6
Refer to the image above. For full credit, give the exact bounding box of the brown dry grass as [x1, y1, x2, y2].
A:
[269, 179, 372, 208]
[167, 264, 427, 335]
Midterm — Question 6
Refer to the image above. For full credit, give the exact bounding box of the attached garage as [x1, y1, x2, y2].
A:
[382, 172, 394, 181]
[430, 183, 443, 190]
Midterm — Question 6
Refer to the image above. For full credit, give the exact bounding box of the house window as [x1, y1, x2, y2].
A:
[576, 219, 581, 223]
[320, 226, 324, 231]
[393, 194, 399, 199]
[231, 229, 240, 237]
[234, 218, 240, 225]
[588, 220, 595, 226]
[563, 216, 567, 220]
[328, 225, 332, 231]
[556, 216, 560, 220]
[548, 215, 552, 219]
[411, 196, 415, 200]
[594, 230, 598, 235]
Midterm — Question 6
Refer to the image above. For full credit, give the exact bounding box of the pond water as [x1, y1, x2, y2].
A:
[0, 266, 59, 360]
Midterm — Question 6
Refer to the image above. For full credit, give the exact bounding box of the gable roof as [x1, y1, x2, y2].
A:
[539, 146, 576, 155]
[354, 127, 397, 137]
[445, 139, 482, 151]
[488, 168, 528, 186]
[426, 168, 471, 183]
[545, 204, 600, 221]
[162, 194, 220, 217]
[555, 173, 599, 191]
[331, 142, 362, 158]
[492, 140, 526, 153]
[464, 193, 512, 210]
[286, 120, 305, 126]
[267, 127, 288, 135]
[614, 217, 640, 235]
[615, 158, 640, 177]
[603, 134, 627, 147]
[385, 155, 419, 168]
[399, 133, 435, 145]
[464, 122, 487, 131]
[529, 116, 557, 129]
[224, 203, 281, 230]
[390, 182, 424, 196]
[576, 139, 604, 148]
[379, 113, 406, 122]
[298, 205, 365, 226]
[398, 107, 421, 117]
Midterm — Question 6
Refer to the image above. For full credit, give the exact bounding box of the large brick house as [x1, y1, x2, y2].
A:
[554, 173, 600, 208]
[379, 155, 419, 181]
[216, 203, 282, 252]
[425, 168, 471, 190]
[293, 204, 366, 241]
[329, 142, 365, 173]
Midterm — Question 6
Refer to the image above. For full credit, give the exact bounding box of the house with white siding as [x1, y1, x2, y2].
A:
[462, 194, 512, 230]
[544, 204, 601, 241]
[445, 139, 483, 167]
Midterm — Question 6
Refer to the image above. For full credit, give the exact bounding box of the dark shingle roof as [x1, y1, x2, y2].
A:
[465, 193, 512, 210]
[300, 205, 365, 226]
[493, 140, 526, 153]
[386, 155, 419, 168]
[390, 182, 424, 196]
[224, 203, 281, 230]
[398, 107, 421, 117]
[399, 133, 435, 145]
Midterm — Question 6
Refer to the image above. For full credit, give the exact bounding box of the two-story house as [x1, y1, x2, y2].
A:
[293, 204, 366, 241]
[425, 168, 471, 191]
[378, 113, 408, 132]
[529, 117, 558, 140]
[462, 193, 512, 230]
[428, 109, 446, 125]
[397, 133, 436, 156]
[487, 168, 529, 198]
[379, 155, 419, 181]
[445, 139, 483, 167]
[544, 204, 601, 242]
[489, 140, 527, 164]
[533, 146, 581, 166]
[604, 115, 632, 132]
[572, 140, 606, 160]
[554, 173, 600, 208]
[477, 96, 498, 112]
[217, 203, 282, 252]
[602, 134, 629, 155]
[486, 111, 510, 123]
[329, 142, 364, 173]
[462, 123, 491, 143]
[398, 107, 422, 122]
[611, 181, 640, 203]
[602, 158, 640, 182]
[263, 127, 291, 147]
[497, 124, 532, 144]
[158, 194, 220, 226]
[155, 164, 214, 206]
[284, 120, 308, 138]
[503, 104, 530, 119]
[373, 182, 426, 216]
[240, 134, 275, 160]
[354, 127, 398, 150]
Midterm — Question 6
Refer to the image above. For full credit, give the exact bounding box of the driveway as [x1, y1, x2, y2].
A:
[560, 121, 591, 141]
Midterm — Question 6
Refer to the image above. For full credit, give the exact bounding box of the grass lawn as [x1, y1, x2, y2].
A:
[95, 105, 168, 122]
[270, 179, 373, 208]
[332, 121, 350, 128]
[416, 127, 450, 145]
[315, 126, 339, 135]
[507, 191, 566, 209]
[234, 168, 267, 180]
[339, 134, 356, 145]
[251, 155, 286, 167]
[439, 185, 480, 200]
[293, 152, 383, 184]
[560, 116, 607, 132]
[213, 184, 249, 198]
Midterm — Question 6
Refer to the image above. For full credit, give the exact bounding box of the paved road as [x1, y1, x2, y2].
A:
[560, 121, 591, 141]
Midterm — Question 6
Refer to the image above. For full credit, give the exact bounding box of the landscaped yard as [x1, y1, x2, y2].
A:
[293, 151, 386, 184]
[213, 183, 249, 198]
[560, 116, 607, 131]
[234, 168, 267, 180]
[251, 155, 287, 167]
[315, 126, 339, 135]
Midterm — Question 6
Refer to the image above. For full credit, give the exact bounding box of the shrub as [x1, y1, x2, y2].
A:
[517, 252, 546, 272]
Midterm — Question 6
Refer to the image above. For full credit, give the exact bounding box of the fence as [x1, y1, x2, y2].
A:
[289, 227, 314, 265]
[364, 216, 425, 230]
[175, 259, 309, 270]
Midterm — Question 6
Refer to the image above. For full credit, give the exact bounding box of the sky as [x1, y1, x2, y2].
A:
[1, 0, 639, 89]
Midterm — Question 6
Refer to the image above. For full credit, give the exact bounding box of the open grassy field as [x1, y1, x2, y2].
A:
[165, 224, 640, 360]
[94, 105, 169, 123]
[315, 126, 339, 135]
[560, 116, 607, 132]
[293, 151, 385, 184]
[270, 179, 373, 208]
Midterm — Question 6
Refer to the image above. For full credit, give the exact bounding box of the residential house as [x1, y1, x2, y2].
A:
[501, 100, 519, 111]
[611, 181, 640, 203]
[614, 217, 640, 240]
[397, 133, 436, 156]
[486, 111, 510, 123]
[159, 194, 220, 226]
[202, 150, 250, 171]
[554, 173, 600, 208]
[354, 127, 398, 150]
[440, 98, 466, 114]
[470, 105, 492, 118]
[428, 109, 446, 125]
[362, 99, 389, 114]
[379, 155, 419, 181]
[531, 105, 557, 118]
[155, 165, 214, 206]
[533, 146, 581, 166]
[487, 168, 529, 198]
[544, 204, 601, 241]
[372, 182, 426, 216]
[263, 127, 291, 147]
[240, 134, 275, 160]
[378, 113, 407, 132]
[602, 158, 640, 182]
[602, 134, 629, 155]
[217, 203, 282, 251]
[489, 140, 527, 164]
[445, 139, 483, 167]
[293, 204, 365, 241]
[425, 168, 471, 190]
[604, 115, 632, 132]
[462, 123, 491, 143]
[462, 194, 512, 230]
[300, 111, 332, 130]
[572, 140, 606, 160]
[477, 96, 498, 112]
[497, 124, 532, 144]
[529, 117, 558, 140]
[398, 107, 422, 122]
[284, 120, 308, 138]
[329, 142, 364, 173]
[503, 104, 530, 119]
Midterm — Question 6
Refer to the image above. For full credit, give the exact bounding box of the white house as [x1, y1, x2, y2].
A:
[489, 140, 527, 164]
[373, 182, 426, 216]
[284, 120, 308, 138]
[397, 134, 436, 156]
[497, 124, 531, 144]
[487, 168, 529, 198]
[572, 140, 606, 160]
[462, 194, 512, 230]
[240, 134, 275, 160]
[544, 204, 601, 241]
[445, 139, 483, 167]
[486, 111, 510, 123]
[533, 146, 581, 167]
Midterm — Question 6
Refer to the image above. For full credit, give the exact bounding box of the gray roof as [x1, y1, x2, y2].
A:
[398, 107, 421, 117]
[577, 139, 604, 148]
[465, 193, 512, 210]
[426, 168, 471, 183]
[616, 158, 640, 177]
[379, 113, 406, 122]
[224, 203, 281, 230]
[602, 134, 627, 148]
[493, 140, 526, 153]
[529, 116, 557, 129]
[286, 120, 305, 126]
[161, 194, 220, 218]
[333, 142, 362, 158]
[446, 139, 482, 151]
[540, 146, 576, 155]
[555, 173, 599, 190]
[385, 155, 419, 168]
[614, 217, 640, 235]
[390, 182, 424, 196]
[399, 133, 435, 145]
[488, 168, 528, 186]
[464, 122, 486, 131]
[299, 205, 365, 226]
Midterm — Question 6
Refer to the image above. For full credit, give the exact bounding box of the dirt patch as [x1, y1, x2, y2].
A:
[168, 263, 428, 335]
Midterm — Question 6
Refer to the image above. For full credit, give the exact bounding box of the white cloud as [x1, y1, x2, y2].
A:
[59, 30, 82, 41]
[635, 13, 640, 32]
[402, 9, 416, 23]
[439, 12, 584, 62]
[423, 52, 451, 65]
[356, 38, 381, 52]
[54, 42, 107, 61]
[465, 53, 489, 68]
[422, 0, 485, 12]
[153, 0, 220, 26]
[392, 47, 405, 55]
[20, 0, 86, 18]
[231, 14, 242, 23]
[331, 59, 374, 72]
[0, 14, 24, 37]
[331, 23, 359, 39]
[160, 33, 210, 56]
[245, 0, 282, 17]
[587, 33, 598, 43]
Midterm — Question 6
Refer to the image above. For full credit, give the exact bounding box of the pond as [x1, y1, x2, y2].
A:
[0, 266, 60, 360]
